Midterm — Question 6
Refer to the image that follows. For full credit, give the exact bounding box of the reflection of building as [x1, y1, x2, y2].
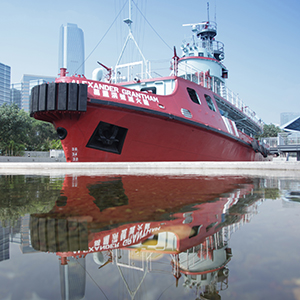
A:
[58, 23, 85, 76]
[0, 62, 11, 106]
[0, 221, 10, 262]
[0, 215, 37, 262]
[60, 257, 86, 300]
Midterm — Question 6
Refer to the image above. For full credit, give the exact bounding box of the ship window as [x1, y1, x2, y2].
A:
[141, 86, 157, 94]
[189, 225, 202, 238]
[205, 94, 216, 111]
[198, 52, 204, 57]
[187, 87, 201, 105]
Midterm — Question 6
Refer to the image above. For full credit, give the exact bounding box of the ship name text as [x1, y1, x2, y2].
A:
[72, 80, 159, 106]
[87, 223, 161, 253]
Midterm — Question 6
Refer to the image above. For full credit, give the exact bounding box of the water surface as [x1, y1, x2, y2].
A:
[0, 174, 299, 300]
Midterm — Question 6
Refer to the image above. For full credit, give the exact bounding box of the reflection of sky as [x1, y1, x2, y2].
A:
[1, 244, 61, 299]
[227, 198, 300, 299]
[0, 176, 300, 299]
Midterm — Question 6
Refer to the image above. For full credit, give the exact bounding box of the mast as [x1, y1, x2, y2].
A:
[115, 0, 150, 79]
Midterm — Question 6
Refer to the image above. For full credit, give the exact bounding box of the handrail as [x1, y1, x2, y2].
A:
[107, 59, 264, 130]
[177, 62, 263, 129]
[221, 84, 263, 129]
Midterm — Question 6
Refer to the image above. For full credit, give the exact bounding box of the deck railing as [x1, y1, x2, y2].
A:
[111, 60, 263, 129]
[220, 83, 263, 128]
[178, 62, 263, 128]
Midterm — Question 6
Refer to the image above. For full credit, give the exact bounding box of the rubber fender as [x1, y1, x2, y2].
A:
[30, 82, 87, 114]
[251, 139, 259, 152]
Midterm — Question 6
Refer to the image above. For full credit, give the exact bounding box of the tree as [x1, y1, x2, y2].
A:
[26, 118, 60, 151]
[0, 175, 64, 224]
[0, 103, 62, 155]
[0, 103, 31, 155]
[257, 123, 282, 138]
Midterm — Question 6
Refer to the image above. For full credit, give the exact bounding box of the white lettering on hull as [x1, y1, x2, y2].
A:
[88, 223, 161, 253]
[72, 80, 159, 107]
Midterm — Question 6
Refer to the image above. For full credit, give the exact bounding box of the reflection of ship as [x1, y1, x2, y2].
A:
[29, 175, 264, 299]
[283, 191, 300, 203]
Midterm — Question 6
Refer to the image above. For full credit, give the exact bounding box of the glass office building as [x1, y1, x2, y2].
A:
[11, 83, 22, 109]
[58, 23, 85, 76]
[280, 112, 300, 126]
[0, 63, 11, 106]
[18, 75, 56, 112]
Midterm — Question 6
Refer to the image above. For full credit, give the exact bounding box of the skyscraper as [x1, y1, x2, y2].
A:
[280, 112, 300, 126]
[58, 23, 85, 76]
[0, 62, 11, 106]
[12, 74, 56, 112]
[10, 83, 22, 109]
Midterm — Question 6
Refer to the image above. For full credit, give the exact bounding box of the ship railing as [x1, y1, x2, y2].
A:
[220, 83, 263, 129]
[178, 64, 263, 129]
[200, 39, 224, 54]
[182, 39, 224, 59]
[198, 20, 217, 34]
[114, 60, 152, 83]
[213, 40, 224, 52]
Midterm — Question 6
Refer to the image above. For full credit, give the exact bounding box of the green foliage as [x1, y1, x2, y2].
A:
[26, 118, 61, 151]
[0, 104, 29, 155]
[264, 188, 281, 200]
[0, 175, 64, 224]
[257, 123, 282, 138]
[0, 103, 61, 155]
[49, 139, 63, 150]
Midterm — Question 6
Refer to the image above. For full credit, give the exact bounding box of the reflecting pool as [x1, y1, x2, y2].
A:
[0, 174, 299, 300]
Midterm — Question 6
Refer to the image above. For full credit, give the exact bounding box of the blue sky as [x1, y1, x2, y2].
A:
[1, 0, 299, 124]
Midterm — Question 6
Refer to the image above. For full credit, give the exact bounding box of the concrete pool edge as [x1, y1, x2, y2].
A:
[0, 161, 299, 176]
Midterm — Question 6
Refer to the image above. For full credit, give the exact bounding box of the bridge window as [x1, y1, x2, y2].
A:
[187, 87, 201, 105]
[205, 94, 216, 111]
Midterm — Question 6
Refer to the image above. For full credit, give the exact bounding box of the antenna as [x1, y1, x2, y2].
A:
[214, 0, 217, 23]
[207, 2, 210, 22]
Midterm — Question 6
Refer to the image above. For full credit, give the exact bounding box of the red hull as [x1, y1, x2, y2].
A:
[56, 104, 261, 162]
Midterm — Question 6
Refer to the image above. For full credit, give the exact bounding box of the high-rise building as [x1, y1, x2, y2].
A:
[58, 23, 85, 76]
[0, 62, 11, 106]
[280, 112, 300, 126]
[14, 74, 56, 112]
[11, 83, 22, 109]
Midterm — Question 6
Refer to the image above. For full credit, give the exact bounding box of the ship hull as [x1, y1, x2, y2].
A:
[31, 78, 267, 162]
[52, 101, 262, 162]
